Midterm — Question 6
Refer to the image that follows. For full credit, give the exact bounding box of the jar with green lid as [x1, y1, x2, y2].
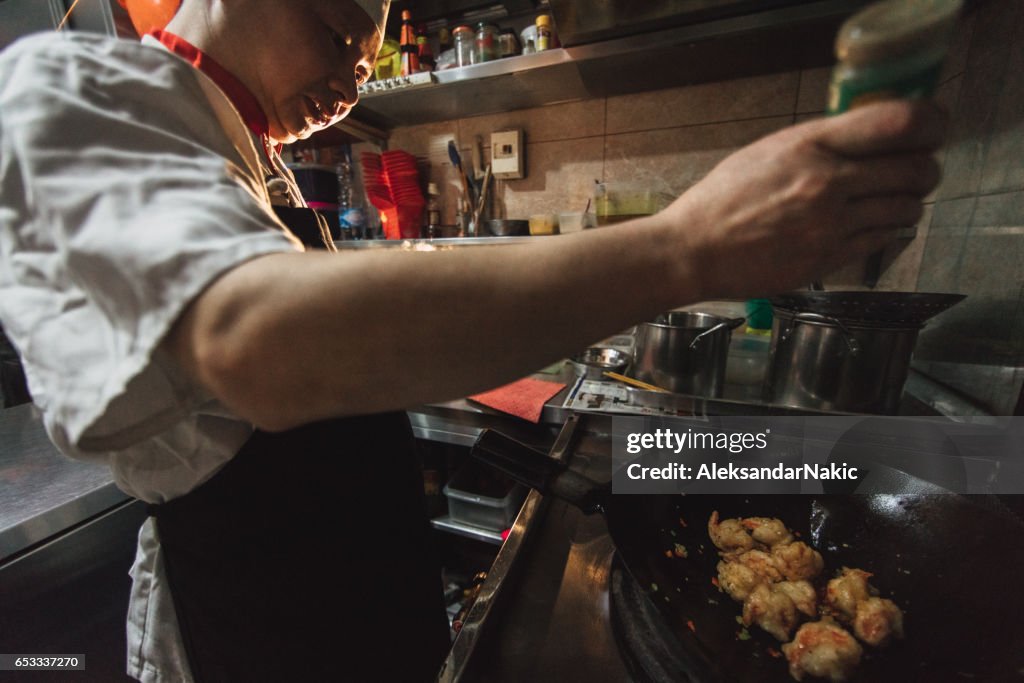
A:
[828, 0, 963, 114]
[475, 22, 499, 63]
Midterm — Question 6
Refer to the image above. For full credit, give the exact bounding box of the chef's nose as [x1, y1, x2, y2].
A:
[328, 75, 359, 109]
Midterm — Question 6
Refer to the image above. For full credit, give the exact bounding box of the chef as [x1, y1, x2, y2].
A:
[0, 0, 945, 681]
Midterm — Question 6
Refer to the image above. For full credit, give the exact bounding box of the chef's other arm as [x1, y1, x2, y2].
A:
[166, 99, 945, 432]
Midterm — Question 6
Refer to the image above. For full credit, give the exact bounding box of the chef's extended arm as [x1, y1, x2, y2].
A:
[166, 100, 945, 432]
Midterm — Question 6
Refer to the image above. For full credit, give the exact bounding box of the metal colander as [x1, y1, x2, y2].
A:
[769, 291, 965, 327]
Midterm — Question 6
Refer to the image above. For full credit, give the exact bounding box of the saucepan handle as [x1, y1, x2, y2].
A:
[471, 429, 606, 514]
[688, 316, 746, 349]
[786, 312, 861, 356]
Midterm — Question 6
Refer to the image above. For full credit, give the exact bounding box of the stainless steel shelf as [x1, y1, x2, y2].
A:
[348, 0, 866, 130]
[431, 515, 505, 545]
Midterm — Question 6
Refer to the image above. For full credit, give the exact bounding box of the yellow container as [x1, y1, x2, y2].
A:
[529, 214, 559, 235]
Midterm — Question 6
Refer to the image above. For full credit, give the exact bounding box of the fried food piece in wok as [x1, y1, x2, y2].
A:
[775, 580, 818, 618]
[782, 619, 863, 682]
[741, 516, 795, 547]
[724, 548, 786, 584]
[853, 596, 904, 647]
[772, 541, 825, 581]
[717, 559, 762, 603]
[825, 567, 872, 620]
[742, 582, 801, 642]
[708, 510, 756, 552]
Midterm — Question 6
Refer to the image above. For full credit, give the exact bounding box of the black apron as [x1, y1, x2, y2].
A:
[149, 207, 450, 683]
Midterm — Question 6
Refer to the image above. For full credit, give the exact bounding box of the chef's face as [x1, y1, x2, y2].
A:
[224, 0, 380, 143]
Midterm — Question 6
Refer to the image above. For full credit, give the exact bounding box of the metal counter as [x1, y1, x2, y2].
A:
[0, 403, 129, 562]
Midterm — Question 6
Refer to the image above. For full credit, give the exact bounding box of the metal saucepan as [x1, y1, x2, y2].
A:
[633, 313, 745, 398]
[471, 428, 1024, 682]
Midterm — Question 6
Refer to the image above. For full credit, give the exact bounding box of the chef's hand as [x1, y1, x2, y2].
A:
[660, 99, 947, 299]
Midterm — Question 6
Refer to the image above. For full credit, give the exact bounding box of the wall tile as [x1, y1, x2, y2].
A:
[876, 204, 935, 292]
[916, 233, 968, 293]
[938, 11, 976, 84]
[972, 190, 1024, 229]
[965, 0, 1022, 71]
[796, 67, 831, 115]
[978, 15, 1024, 195]
[605, 72, 798, 135]
[496, 137, 605, 220]
[388, 120, 458, 159]
[457, 99, 606, 146]
[602, 116, 791, 196]
[929, 196, 976, 236]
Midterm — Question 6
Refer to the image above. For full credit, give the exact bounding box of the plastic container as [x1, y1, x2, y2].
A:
[529, 214, 559, 235]
[374, 37, 401, 80]
[593, 182, 672, 226]
[557, 212, 596, 233]
[444, 459, 527, 531]
[726, 330, 772, 387]
[827, 0, 963, 114]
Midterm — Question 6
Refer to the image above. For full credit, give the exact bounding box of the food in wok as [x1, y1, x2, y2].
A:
[709, 512, 904, 682]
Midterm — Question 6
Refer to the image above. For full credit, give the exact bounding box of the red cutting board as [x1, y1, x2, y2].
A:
[469, 378, 566, 423]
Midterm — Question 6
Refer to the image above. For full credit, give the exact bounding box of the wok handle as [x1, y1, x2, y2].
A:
[471, 429, 606, 514]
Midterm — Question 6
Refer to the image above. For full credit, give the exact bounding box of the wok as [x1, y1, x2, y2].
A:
[472, 429, 1024, 683]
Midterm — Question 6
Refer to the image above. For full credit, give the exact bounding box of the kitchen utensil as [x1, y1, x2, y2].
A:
[476, 164, 492, 217]
[768, 291, 965, 327]
[763, 292, 965, 414]
[471, 423, 1024, 683]
[602, 371, 668, 393]
[633, 312, 744, 398]
[484, 219, 529, 237]
[568, 347, 630, 380]
[448, 140, 474, 210]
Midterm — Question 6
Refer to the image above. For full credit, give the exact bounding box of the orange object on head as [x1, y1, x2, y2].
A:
[122, 0, 181, 36]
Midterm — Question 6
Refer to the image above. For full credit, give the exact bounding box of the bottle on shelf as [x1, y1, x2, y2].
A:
[417, 34, 435, 72]
[425, 183, 442, 238]
[399, 9, 420, 76]
[438, 26, 453, 54]
[535, 14, 553, 52]
[336, 146, 367, 239]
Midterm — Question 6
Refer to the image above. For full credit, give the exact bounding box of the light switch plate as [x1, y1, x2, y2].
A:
[491, 129, 524, 180]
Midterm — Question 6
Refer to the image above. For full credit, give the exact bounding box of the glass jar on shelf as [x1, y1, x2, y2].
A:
[453, 25, 475, 67]
[475, 22, 499, 63]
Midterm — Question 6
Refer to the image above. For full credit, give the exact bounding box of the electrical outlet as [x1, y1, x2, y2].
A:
[491, 129, 524, 180]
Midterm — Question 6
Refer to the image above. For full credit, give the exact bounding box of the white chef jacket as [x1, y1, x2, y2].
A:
[0, 31, 307, 682]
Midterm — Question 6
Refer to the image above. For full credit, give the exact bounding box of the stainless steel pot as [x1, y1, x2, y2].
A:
[763, 310, 921, 414]
[633, 312, 744, 397]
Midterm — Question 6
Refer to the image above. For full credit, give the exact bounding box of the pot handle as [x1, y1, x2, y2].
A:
[471, 429, 606, 513]
[783, 312, 861, 356]
[688, 316, 746, 349]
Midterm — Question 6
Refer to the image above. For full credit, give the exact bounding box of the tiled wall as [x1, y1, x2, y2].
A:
[383, 0, 1023, 414]
[911, 1, 1024, 414]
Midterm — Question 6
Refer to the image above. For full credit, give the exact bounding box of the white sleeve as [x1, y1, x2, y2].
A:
[0, 34, 301, 453]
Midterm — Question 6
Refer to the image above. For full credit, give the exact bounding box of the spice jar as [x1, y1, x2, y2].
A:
[475, 22, 499, 63]
[498, 29, 520, 58]
[827, 0, 963, 114]
[535, 14, 553, 52]
[453, 25, 475, 67]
